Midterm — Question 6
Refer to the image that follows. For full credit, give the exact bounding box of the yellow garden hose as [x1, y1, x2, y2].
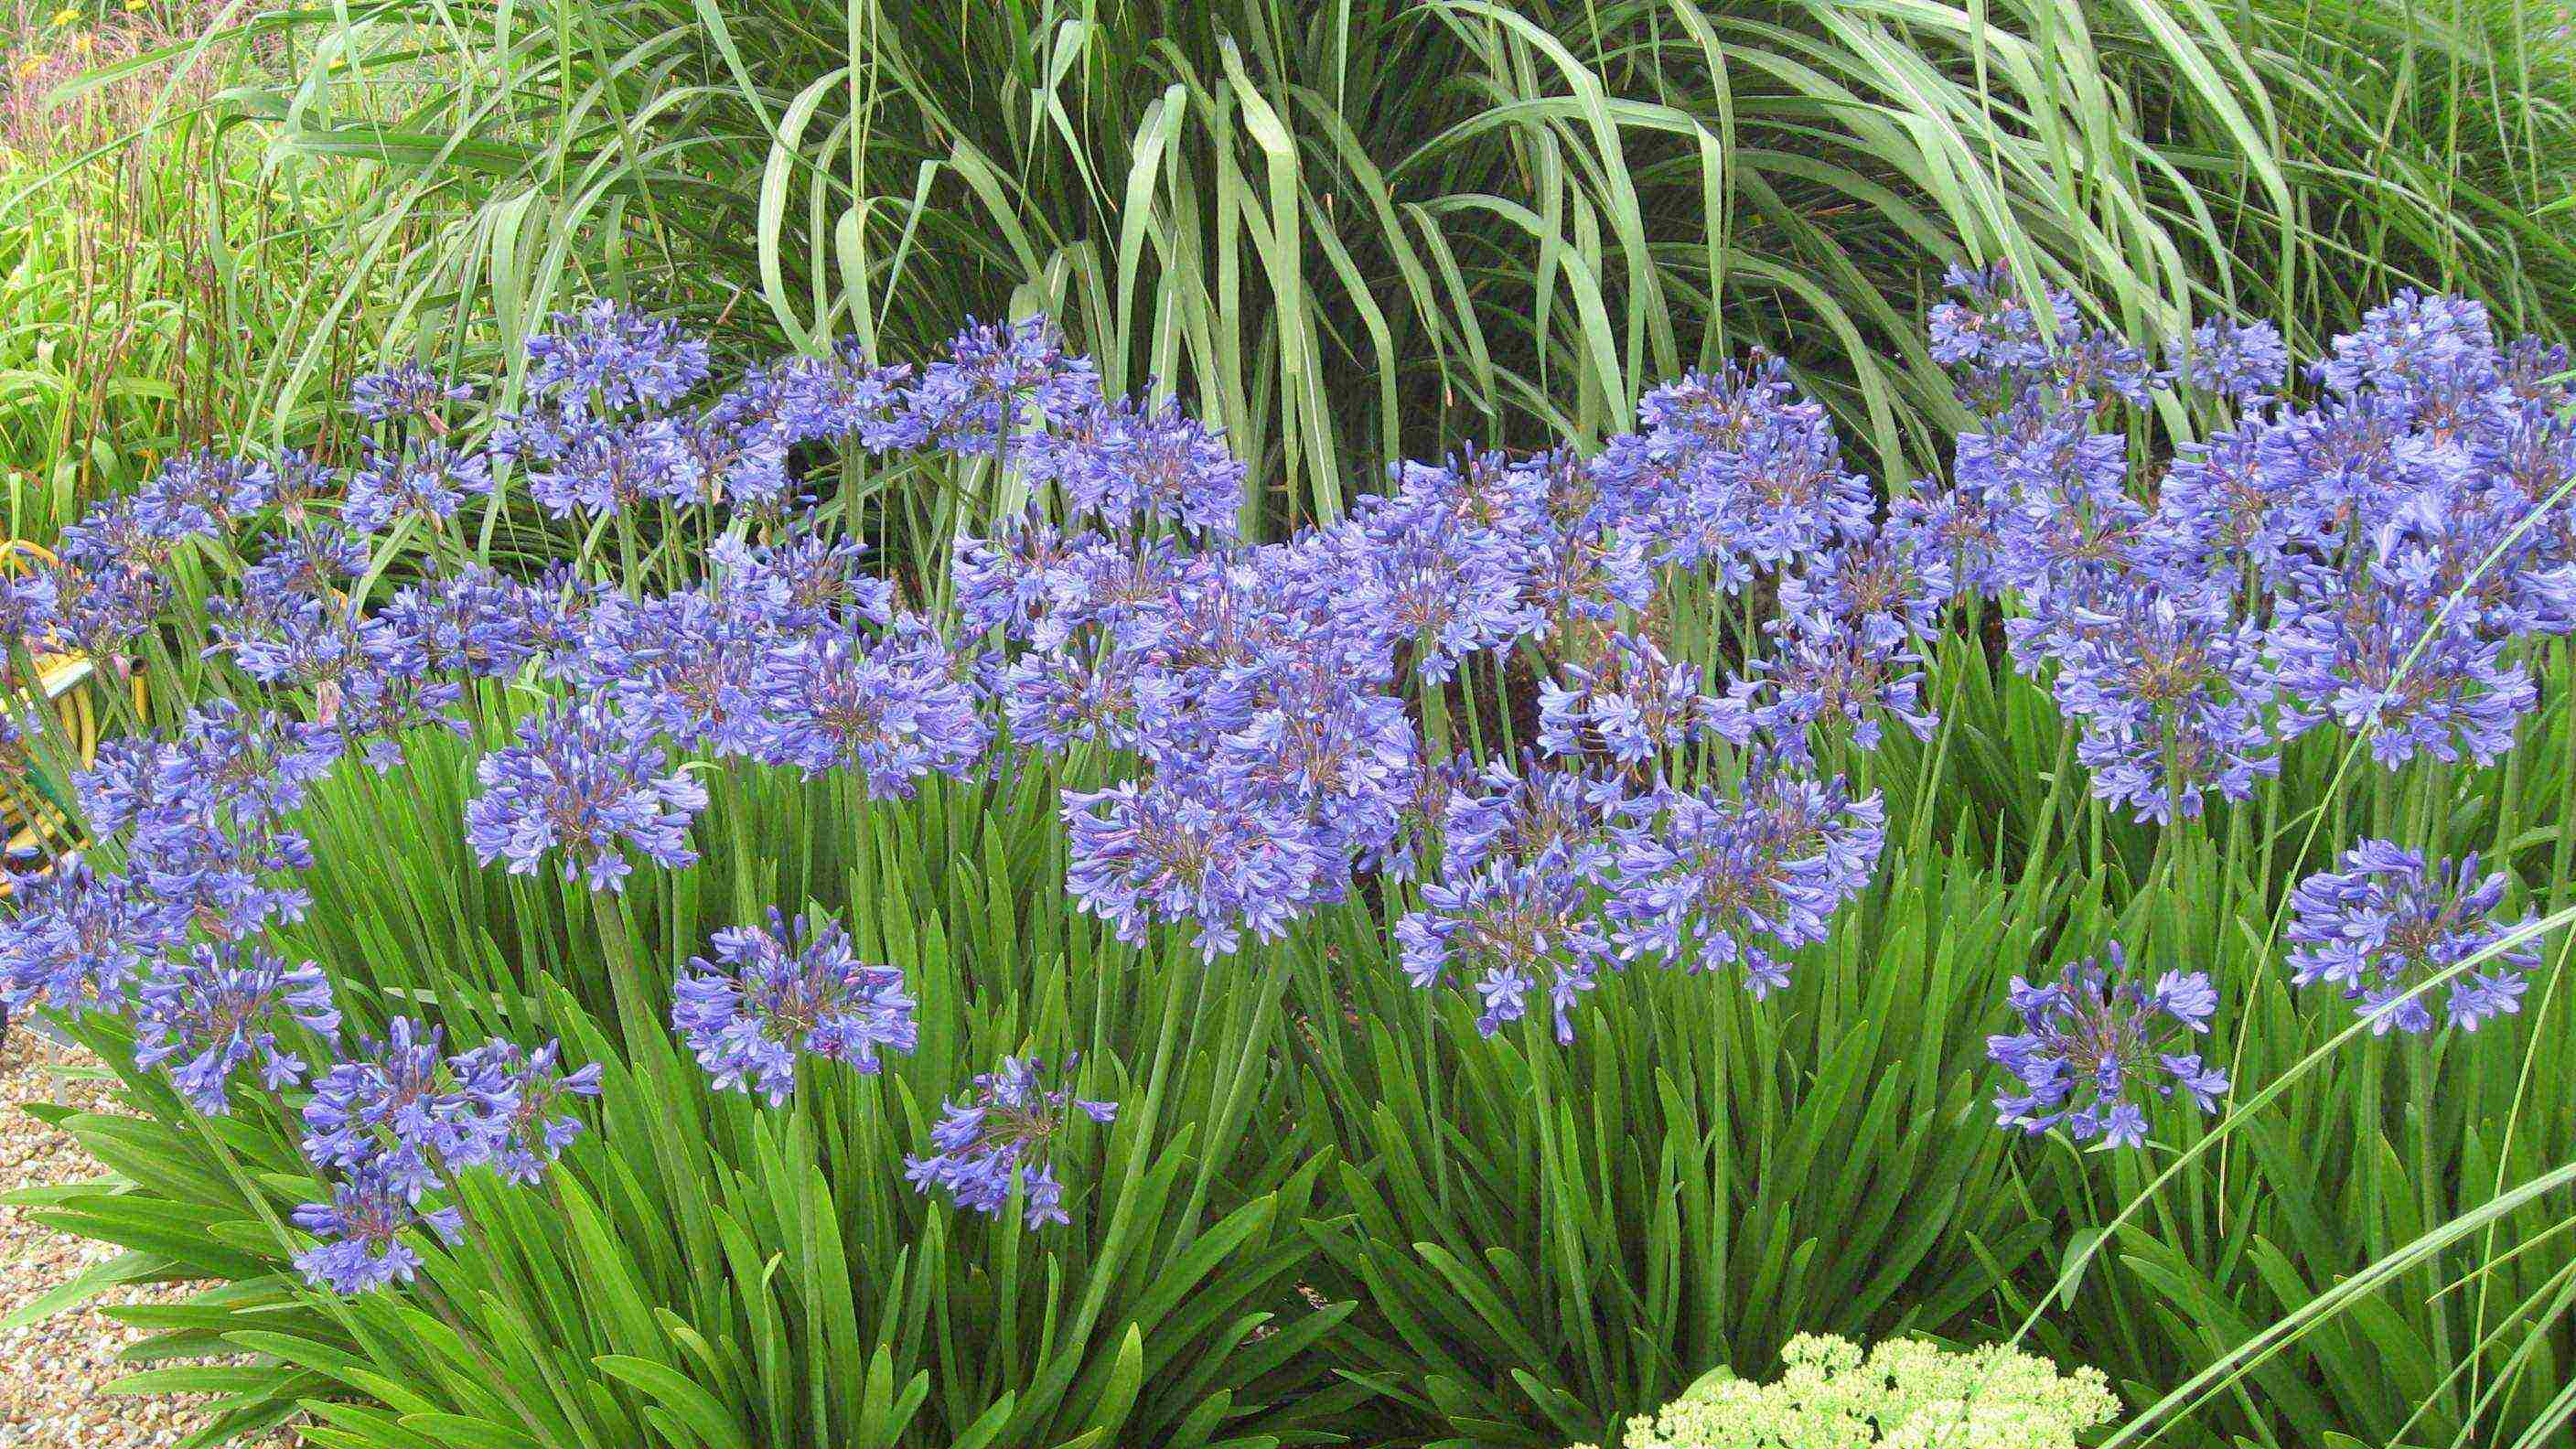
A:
[1, 540, 147, 893]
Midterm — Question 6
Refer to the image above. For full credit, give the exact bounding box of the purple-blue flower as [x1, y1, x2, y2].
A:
[464, 703, 707, 892]
[443, 1038, 602, 1184]
[301, 1017, 515, 1194]
[293, 1160, 466, 1294]
[905, 1054, 1117, 1229]
[350, 362, 474, 424]
[1606, 766, 1885, 998]
[2285, 842, 2539, 1034]
[746, 618, 988, 796]
[522, 299, 713, 417]
[0, 861, 188, 1020]
[134, 942, 339, 1114]
[674, 910, 918, 1103]
[1061, 776, 1326, 961]
[1988, 942, 2227, 1149]
[343, 443, 494, 533]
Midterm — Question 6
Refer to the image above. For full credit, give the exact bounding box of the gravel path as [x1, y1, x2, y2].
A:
[0, 1032, 299, 1448]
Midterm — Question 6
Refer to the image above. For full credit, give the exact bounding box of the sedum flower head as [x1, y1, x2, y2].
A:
[1572, 1334, 2118, 1449]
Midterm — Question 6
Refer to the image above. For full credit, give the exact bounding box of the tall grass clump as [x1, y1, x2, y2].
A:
[2209, 0, 2576, 333]
[3, 278, 2573, 1449]
[1, 0, 398, 547]
[113, 0, 2465, 543]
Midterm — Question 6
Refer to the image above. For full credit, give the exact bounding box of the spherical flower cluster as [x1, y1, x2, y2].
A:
[904, 1054, 1118, 1229]
[1572, 1333, 2120, 1449]
[1987, 943, 2227, 1149]
[1607, 767, 1885, 999]
[2285, 841, 2538, 1034]
[290, 1160, 465, 1294]
[674, 910, 918, 1103]
[746, 621, 987, 796]
[1062, 778, 1326, 961]
[1020, 392, 1248, 534]
[288, 1016, 600, 1289]
[350, 361, 475, 424]
[2170, 316, 2291, 402]
[445, 1039, 604, 1185]
[343, 442, 493, 533]
[463, 703, 708, 892]
[522, 298, 714, 416]
[1399, 859, 1613, 1042]
[1538, 631, 1744, 766]
[2031, 575, 2280, 822]
[132, 942, 339, 1114]
[0, 861, 188, 1018]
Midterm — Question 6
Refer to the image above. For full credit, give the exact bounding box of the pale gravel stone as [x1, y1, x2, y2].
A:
[0, 1032, 298, 1448]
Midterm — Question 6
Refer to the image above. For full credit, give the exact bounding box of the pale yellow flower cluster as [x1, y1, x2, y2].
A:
[1571, 1335, 2120, 1449]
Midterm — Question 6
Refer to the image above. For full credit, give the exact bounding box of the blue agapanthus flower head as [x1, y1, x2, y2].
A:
[907, 315, 1103, 456]
[2313, 289, 2496, 403]
[350, 361, 475, 424]
[1606, 764, 1885, 998]
[1988, 942, 2227, 1149]
[463, 702, 708, 893]
[292, 1159, 465, 1294]
[2170, 317, 2291, 402]
[1538, 629, 1745, 766]
[1433, 754, 1636, 885]
[134, 941, 339, 1114]
[0, 859, 188, 1020]
[0, 569, 59, 650]
[746, 617, 989, 796]
[2023, 574, 2281, 823]
[574, 584, 776, 754]
[1061, 775, 1327, 961]
[301, 1016, 517, 1196]
[523, 298, 713, 417]
[1744, 606, 1936, 760]
[1021, 392, 1248, 535]
[1398, 855, 1614, 1043]
[674, 909, 918, 1104]
[342, 442, 493, 534]
[442, 1037, 602, 1185]
[905, 1053, 1118, 1230]
[131, 450, 274, 544]
[2270, 550, 2538, 771]
[2286, 841, 2538, 1035]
